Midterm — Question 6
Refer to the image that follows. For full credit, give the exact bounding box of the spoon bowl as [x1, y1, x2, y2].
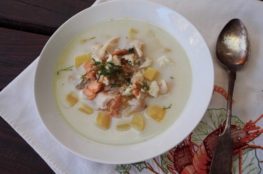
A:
[216, 19, 249, 70]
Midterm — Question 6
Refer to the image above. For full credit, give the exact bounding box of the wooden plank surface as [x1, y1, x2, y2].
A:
[0, 0, 96, 35]
[0, 0, 96, 173]
[0, 117, 54, 174]
[0, 27, 49, 90]
[0, 28, 53, 173]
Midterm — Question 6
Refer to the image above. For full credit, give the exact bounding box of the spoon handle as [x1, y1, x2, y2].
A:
[224, 71, 236, 133]
[209, 71, 236, 174]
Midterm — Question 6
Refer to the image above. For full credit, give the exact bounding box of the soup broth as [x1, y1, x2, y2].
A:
[55, 19, 192, 145]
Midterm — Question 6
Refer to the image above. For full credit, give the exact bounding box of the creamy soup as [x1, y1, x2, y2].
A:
[55, 19, 192, 145]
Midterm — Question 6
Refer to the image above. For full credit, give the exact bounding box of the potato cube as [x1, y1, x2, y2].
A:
[147, 105, 166, 122]
[96, 112, 111, 130]
[128, 28, 138, 39]
[66, 93, 78, 107]
[75, 54, 91, 67]
[131, 114, 145, 131]
[143, 67, 159, 81]
[78, 104, 93, 115]
[116, 123, 131, 131]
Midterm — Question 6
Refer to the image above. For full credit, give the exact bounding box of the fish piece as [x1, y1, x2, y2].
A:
[107, 95, 122, 116]
[101, 76, 110, 86]
[88, 81, 104, 93]
[106, 53, 113, 62]
[106, 54, 121, 65]
[99, 37, 120, 58]
[112, 55, 121, 65]
[85, 70, 96, 81]
[130, 40, 144, 57]
[122, 85, 133, 96]
[158, 80, 168, 94]
[84, 61, 95, 72]
[149, 81, 160, 97]
[83, 81, 103, 100]
[91, 44, 103, 61]
[76, 78, 88, 90]
[83, 88, 96, 100]
[157, 55, 171, 66]
[131, 71, 144, 84]
[94, 92, 115, 110]
[139, 57, 152, 69]
[132, 83, 142, 98]
[128, 97, 146, 115]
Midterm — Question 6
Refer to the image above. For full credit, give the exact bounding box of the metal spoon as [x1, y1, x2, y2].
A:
[209, 19, 249, 174]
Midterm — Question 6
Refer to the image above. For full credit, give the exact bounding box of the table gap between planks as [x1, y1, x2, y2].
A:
[0, 1, 96, 173]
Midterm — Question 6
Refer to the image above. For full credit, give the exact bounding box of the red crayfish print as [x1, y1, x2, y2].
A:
[166, 113, 263, 174]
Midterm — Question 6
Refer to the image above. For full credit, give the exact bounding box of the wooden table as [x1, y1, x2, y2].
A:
[0, 1, 96, 173]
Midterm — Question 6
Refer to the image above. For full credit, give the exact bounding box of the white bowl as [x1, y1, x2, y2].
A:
[35, 0, 214, 164]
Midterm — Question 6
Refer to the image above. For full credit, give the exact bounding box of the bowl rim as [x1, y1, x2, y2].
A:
[34, 0, 214, 164]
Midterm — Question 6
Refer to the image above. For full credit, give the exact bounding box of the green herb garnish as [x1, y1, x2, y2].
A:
[163, 104, 172, 110]
[141, 81, 149, 91]
[127, 60, 133, 66]
[93, 59, 122, 79]
[57, 65, 74, 75]
[128, 47, 135, 54]
[170, 76, 174, 80]
[110, 83, 121, 88]
[80, 36, 96, 44]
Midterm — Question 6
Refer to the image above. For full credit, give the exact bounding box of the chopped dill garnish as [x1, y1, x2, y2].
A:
[110, 83, 121, 88]
[92, 59, 122, 79]
[141, 81, 149, 91]
[81, 74, 86, 80]
[80, 36, 96, 43]
[92, 58, 101, 66]
[170, 76, 174, 79]
[57, 65, 73, 75]
[127, 60, 133, 66]
[128, 47, 135, 54]
[163, 104, 172, 110]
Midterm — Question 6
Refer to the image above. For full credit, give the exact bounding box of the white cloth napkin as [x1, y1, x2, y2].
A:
[0, 0, 262, 173]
